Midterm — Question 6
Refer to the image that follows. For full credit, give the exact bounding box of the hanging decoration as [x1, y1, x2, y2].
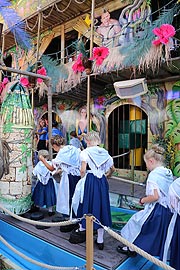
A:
[152, 24, 176, 46]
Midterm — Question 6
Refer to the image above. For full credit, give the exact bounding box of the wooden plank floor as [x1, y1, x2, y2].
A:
[0, 177, 146, 270]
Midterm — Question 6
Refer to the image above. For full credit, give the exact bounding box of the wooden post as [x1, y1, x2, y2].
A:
[87, 0, 95, 132]
[0, 33, 5, 81]
[61, 24, 65, 64]
[36, 12, 42, 65]
[86, 214, 94, 270]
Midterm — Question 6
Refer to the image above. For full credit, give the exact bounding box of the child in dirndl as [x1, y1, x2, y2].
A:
[117, 144, 174, 257]
[32, 150, 56, 216]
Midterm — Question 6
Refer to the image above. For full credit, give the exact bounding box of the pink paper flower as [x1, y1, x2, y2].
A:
[37, 66, 47, 83]
[20, 77, 30, 87]
[72, 54, 85, 73]
[0, 77, 9, 94]
[152, 24, 176, 46]
[92, 47, 109, 66]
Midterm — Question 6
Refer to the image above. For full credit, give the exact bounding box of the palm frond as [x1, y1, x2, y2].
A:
[0, 0, 31, 49]
[41, 55, 68, 93]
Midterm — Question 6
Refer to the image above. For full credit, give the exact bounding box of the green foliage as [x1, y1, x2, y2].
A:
[164, 98, 180, 176]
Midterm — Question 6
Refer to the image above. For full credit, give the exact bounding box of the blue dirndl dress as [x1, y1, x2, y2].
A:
[162, 177, 180, 270]
[121, 166, 173, 257]
[74, 146, 114, 230]
[169, 214, 180, 270]
[32, 160, 56, 207]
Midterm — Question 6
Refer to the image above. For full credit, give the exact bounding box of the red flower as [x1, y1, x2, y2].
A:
[20, 77, 30, 87]
[152, 24, 176, 46]
[92, 47, 109, 66]
[72, 54, 85, 73]
[37, 67, 47, 83]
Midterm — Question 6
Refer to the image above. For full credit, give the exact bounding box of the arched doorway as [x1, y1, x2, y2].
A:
[108, 104, 148, 171]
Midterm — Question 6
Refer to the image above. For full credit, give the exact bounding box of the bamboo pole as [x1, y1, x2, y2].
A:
[86, 215, 94, 270]
[36, 12, 42, 66]
[48, 85, 53, 160]
[87, 0, 95, 132]
[0, 33, 5, 82]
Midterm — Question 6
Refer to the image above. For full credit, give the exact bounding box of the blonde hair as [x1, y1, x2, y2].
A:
[50, 135, 65, 146]
[84, 131, 101, 145]
[144, 144, 165, 164]
[38, 150, 49, 159]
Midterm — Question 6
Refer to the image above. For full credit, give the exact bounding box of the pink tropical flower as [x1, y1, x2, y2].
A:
[0, 77, 9, 94]
[92, 47, 109, 66]
[37, 66, 47, 83]
[152, 24, 176, 46]
[72, 54, 85, 73]
[20, 77, 30, 87]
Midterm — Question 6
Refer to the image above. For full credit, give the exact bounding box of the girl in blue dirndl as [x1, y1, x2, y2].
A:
[163, 177, 180, 270]
[70, 131, 115, 250]
[117, 144, 173, 257]
[39, 135, 81, 217]
[32, 150, 56, 215]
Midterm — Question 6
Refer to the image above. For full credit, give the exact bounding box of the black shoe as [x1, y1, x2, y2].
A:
[35, 219, 50, 230]
[116, 246, 137, 257]
[48, 211, 55, 217]
[95, 239, 104, 250]
[69, 229, 86, 244]
[60, 223, 79, 233]
[29, 205, 40, 213]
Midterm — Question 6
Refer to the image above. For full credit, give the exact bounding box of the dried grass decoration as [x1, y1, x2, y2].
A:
[139, 24, 176, 72]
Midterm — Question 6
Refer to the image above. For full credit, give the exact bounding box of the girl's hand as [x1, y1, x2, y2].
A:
[139, 197, 144, 205]
[39, 155, 44, 162]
